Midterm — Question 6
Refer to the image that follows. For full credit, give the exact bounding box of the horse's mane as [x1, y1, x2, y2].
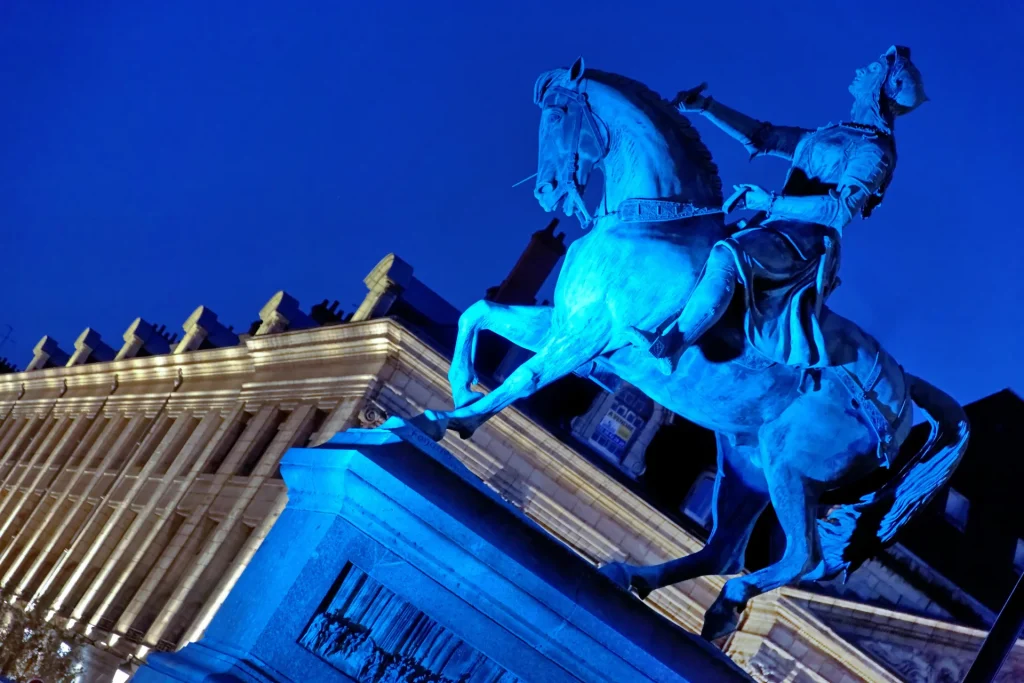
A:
[535, 67, 723, 204]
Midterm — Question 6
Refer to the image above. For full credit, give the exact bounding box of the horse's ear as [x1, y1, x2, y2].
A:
[568, 56, 586, 85]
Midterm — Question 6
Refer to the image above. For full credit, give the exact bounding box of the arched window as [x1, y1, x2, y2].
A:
[681, 470, 716, 530]
[943, 488, 969, 532]
[588, 386, 654, 462]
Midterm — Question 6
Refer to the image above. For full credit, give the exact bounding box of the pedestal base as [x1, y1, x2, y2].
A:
[133, 418, 751, 682]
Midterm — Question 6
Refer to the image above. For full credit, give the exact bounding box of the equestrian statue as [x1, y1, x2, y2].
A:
[409, 47, 969, 641]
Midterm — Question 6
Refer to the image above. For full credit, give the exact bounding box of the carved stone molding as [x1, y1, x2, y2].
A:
[355, 401, 389, 429]
[858, 639, 967, 683]
[300, 562, 519, 683]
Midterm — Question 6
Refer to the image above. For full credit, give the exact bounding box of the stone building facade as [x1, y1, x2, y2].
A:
[0, 235, 1021, 682]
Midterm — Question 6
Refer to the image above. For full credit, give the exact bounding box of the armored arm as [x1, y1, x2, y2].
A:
[765, 140, 894, 231]
[768, 194, 859, 231]
[687, 93, 808, 160]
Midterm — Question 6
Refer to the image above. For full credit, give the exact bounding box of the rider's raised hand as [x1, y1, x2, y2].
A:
[723, 185, 749, 213]
[723, 184, 772, 214]
[735, 184, 772, 212]
[672, 83, 709, 112]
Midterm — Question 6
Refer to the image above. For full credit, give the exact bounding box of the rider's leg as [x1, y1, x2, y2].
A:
[640, 246, 738, 374]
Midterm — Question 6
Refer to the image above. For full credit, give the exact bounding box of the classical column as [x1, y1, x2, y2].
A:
[175, 489, 289, 648]
[46, 413, 202, 615]
[114, 511, 210, 644]
[7, 414, 147, 595]
[0, 418, 44, 483]
[83, 407, 247, 633]
[114, 406, 280, 637]
[0, 414, 132, 588]
[0, 417, 91, 542]
[68, 412, 221, 625]
[308, 397, 360, 447]
[0, 416, 27, 456]
[0, 412, 19, 439]
[0, 415, 109, 572]
[0, 416, 71, 535]
[0, 417, 44, 485]
[25, 412, 166, 605]
[0, 415, 60, 495]
[138, 406, 315, 652]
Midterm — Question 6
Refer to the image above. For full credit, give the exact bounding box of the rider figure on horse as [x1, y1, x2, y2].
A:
[633, 46, 927, 373]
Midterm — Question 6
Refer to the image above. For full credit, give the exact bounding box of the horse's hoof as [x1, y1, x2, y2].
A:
[599, 562, 654, 601]
[701, 597, 742, 641]
[449, 418, 479, 441]
[408, 411, 449, 442]
[632, 575, 654, 601]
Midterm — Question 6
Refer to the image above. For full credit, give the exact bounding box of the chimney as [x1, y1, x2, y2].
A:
[310, 299, 344, 327]
[475, 220, 568, 377]
[485, 218, 566, 305]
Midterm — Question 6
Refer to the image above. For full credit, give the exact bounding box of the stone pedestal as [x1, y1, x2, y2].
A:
[132, 418, 751, 683]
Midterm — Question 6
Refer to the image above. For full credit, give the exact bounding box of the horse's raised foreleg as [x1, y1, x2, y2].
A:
[449, 301, 553, 409]
[417, 323, 608, 441]
[702, 460, 823, 641]
[600, 435, 769, 598]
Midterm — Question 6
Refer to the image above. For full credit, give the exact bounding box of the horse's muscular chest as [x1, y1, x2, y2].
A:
[554, 224, 715, 328]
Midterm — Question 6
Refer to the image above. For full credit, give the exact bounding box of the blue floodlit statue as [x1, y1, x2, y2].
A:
[635, 45, 927, 374]
[410, 48, 968, 641]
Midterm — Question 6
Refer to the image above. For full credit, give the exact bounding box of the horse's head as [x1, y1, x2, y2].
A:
[532, 59, 723, 231]
[532, 57, 609, 225]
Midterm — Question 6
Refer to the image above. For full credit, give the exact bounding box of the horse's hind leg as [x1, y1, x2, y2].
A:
[450, 302, 553, 408]
[702, 458, 824, 641]
[600, 434, 769, 598]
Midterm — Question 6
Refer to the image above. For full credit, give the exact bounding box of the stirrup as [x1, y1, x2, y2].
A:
[627, 326, 659, 348]
[628, 327, 680, 375]
[628, 326, 673, 356]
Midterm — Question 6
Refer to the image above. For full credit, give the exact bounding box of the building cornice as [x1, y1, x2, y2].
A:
[785, 587, 1024, 651]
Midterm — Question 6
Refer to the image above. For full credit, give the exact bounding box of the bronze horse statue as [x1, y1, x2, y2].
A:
[411, 58, 968, 640]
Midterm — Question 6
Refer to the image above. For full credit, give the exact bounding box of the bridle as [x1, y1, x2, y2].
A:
[540, 85, 610, 230]
[539, 82, 722, 230]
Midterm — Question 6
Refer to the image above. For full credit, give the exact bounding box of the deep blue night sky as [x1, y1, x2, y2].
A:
[1, 2, 1021, 405]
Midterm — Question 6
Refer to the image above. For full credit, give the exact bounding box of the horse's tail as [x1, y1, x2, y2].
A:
[818, 373, 970, 580]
